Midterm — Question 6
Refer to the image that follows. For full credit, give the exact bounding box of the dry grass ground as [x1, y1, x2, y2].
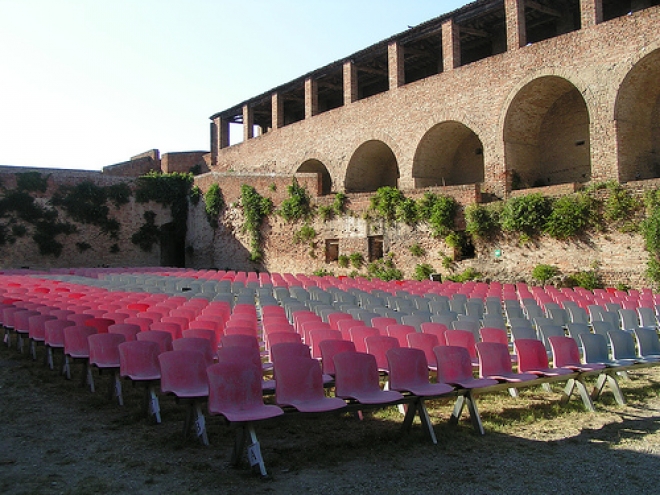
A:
[2, 342, 660, 494]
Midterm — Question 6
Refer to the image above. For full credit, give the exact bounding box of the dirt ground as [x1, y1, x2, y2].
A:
[2, 342, 660, 495]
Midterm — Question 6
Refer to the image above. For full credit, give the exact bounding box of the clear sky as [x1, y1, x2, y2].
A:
[0, 1, 466, 171]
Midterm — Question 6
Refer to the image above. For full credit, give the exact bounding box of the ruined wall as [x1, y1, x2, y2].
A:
[161, 151, 209, 174]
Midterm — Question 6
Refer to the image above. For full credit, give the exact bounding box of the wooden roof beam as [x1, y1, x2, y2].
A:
[526, 1, 561, 17]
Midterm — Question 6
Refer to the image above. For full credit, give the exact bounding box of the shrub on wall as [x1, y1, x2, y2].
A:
[204, 183, 225, 229]
[367, 254, 403, 281]
[500, 193, 551, 237]
[396, 198, 418, 226]
[241, 184, 273, 262]
[370, 186, 405, 223]
[279, 178, 312, 222]
[293, 224, 316, 244]
[15, 172, 49, 193]
[532, 264, 559, 284]
[564, 270, 601, 290]
[413, 263, 434, 281]
[417, 192, 457, 237]
[409, 243, 425, 257]
[465, 203, 500, 239]
[543, 193, 596, 240]
[338, 254, 349, 268]
[349, 252, 364, 269]
[131, 211, 160, 252]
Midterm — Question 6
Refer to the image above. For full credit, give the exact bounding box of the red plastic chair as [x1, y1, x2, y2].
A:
[161, 315, 190, 332]
[88, 333, 126, 402]
[44, 319, 75, 370]
[514, 339, 573, 377]
[336, 318, 366, 340]
[406, 332, 440, 371]
[108, 323, 142, 342]
[84, 317, 115, 335]
[220, 334, 260, 351]
[136, 330, 173, 354]
[207, 360, 284, 477]
[475, 342, 538, 383]
[274, 356, 346, 412]
[319, 339, 356, 376]
[327, 312, 354, 331]
[159, 350, 211, 445]
[13, 309, 40, 353]
[386, 324, 417, 347]
[479, 327, 509, 346]
[333, 351, 403, 404]
[118, 340, 162, 423]
[348, 326, 380, 353]
[63, 325, 98, 384]
[386, 347, 454, 397]
[172, 337, 215, 368]
[433, 345, 498, 389]
[270, 342, 312, 363]
[365, 335, 400, 372]
[122, 317, 152, 332]
[445, 329, 478, 363]
[224, 324, 258, 338]
[28, 314, 56, 360]
[548, 336, 606, 372]
[66, 313, 94, 326]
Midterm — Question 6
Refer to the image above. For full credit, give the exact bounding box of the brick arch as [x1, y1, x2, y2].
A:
[503, 75, 591, 189]
[614, 47, 660, 182]
[412, 121, 485, 188]
[344, 140, 399, 193]
[296, 159, 332, 195]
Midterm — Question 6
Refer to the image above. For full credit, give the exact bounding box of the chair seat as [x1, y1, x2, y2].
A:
[450, 377, 499, 389]
[340, 389, 403, 405]
[284, 397, 346, 413]
[524, 367, 574, 377]
[216, 404, 284, 423]
[486, 372, 537, 383]
[396, 382, 454, 397]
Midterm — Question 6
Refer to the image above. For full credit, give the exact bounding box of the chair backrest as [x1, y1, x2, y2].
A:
[319, 339, 356, 376]
[430, 313, 458, 327]
[118, 340, 161, 380]
[371, 317, 398, 333]
[400, 314, 428, 331]
[309, 328, 343, 359]
[385, 324, 417, 347]
[136, 330, 173, 353]
[274, 356, 326, 404]
[607, 329, 638, 360]
[548, 335, 581, 368]
[634, 327, 660, 357]
[266, 331, 302, 355]
[14, 310, 41, 332]
[333, 351, 382, 398]
[386, 347, 432, 391]
[44, 318, 75, 346]
[327, 312, 354, 331]
[108, 323, 142, 342]
[406, 332, 440, 366]
[566, 322, 591, 342]
[579, 333, 611, 363]
[348, 326, 380, 353]
[433, 345, 475, 383]
[618, 309, 640, 331]
[567, 306, 589, 324]
[591, 320, 615, 336]
[637, 307, 658, 328]
[220, 333, 260, 350]
[481, 315, 506, 331]
[122, 317, 153, 332]
[28, 314, 56, 340]
[158, 350, 210, 397]
[444, 329, 477, 359]
[479, 327, 508, 346]
[514, 338, 550, 372]
[475, 342, 513, 377]
[537, 324, 565, 350]
[63, 325, 98, 357]
[546, 307, 569, 326]
[420, 322, 448, 342]
[150, 321, 183, 340]
[335, 318, 366, 340]
[510, 325, 537, 342]
[270, 342, 312, 363]
[172, 337, 215, 367]
[88, 333, 126, 367]
[216, 344, 262, 368]
[182, 328, 218, 350]
[364, 335, 400, 371]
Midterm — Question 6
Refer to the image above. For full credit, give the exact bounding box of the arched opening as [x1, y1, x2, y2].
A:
[297, 159, 332, 195]
[503, 76, 591, 190]
[345, 140, 399, 193]
[615, 49, 660, 182]
[412, 121, 484, 188]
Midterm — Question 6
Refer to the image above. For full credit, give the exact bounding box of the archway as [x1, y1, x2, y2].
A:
[344, 140, 399, 193]
[615, 49, 660, 182]
[297, 159, 332, 195]
[412, 121, 484, 188]
[503, 76, 591, 189]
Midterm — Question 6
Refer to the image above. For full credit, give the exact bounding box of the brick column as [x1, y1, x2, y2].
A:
[242, 104, 253, 141]
[442, 19, 461, 71]
[210, 117, 229, 165]
[272, 92, 283, 130]
[343, 60, 358, 105]
[580, 0, 603, 28]
[505, 0, 527, 49]
[305, 77, 318, 119]
[388, 41, 405, 89]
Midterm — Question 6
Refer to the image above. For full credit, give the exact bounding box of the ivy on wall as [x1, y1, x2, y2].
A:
[240, 184, 273, 262]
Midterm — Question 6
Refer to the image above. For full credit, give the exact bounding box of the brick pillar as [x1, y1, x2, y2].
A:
[242, 104, 253, 141]
[505, 0, 527, 49]
[388, 41, 405, 89]
[272, 92, 283, 130]
[210, 117, 229, 165]
[442, 19, 461, 71]
[580, 0, 603, 27]
[305, 77, 318, 119]
[343, 60, 358, 105]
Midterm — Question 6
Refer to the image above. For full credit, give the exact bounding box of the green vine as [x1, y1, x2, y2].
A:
[279, 178, 312, 222]
[241, 185, 273, 262]
[131, 211, 160, 252]
[16, 172, 49, 193]
[204, 183, 225, 229]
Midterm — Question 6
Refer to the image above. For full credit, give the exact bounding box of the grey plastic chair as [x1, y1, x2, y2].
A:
[637, 307, 658, 329]
[618, 309, 640, 332]
[634, 327, 660, 359]
[537, 324, 566, 351]
[580, 333, 634, 367]
[592, 320, 616, 337]
[608, 329, 651, 364]
[546, 307, 569, 327]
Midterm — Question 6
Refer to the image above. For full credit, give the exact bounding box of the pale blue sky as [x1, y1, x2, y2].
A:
[0, 1, 466, 170]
